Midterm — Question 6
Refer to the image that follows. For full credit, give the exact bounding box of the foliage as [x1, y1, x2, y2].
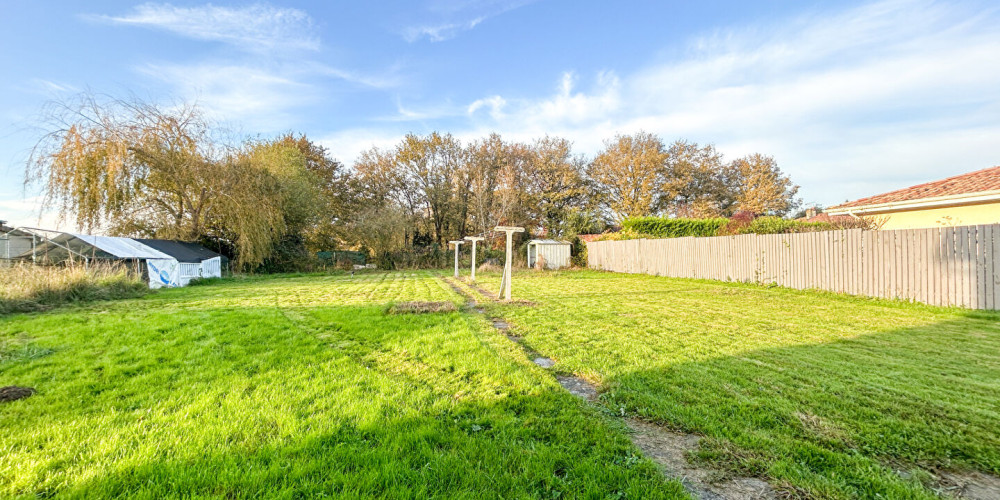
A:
[0, 263, 147, 314]
[26, 94, 342, 270]
[661, 140, 730, 217]
[477, 270, 1000, 498]
[609, 213, 866, 240]
[589, 131, 667, 222]
[726, 153, 800, 216]
[737, 216, 830, 234]
[0, 272, 682, 498]
[622, 216, 729, 238]
[25, 94, 805, 273]
[522, 136, 591, 237]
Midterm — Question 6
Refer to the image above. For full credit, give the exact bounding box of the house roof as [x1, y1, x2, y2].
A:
[135, 239, 224, 263]
[830, 166, 1000, 211]
[797, 213, 855, 224]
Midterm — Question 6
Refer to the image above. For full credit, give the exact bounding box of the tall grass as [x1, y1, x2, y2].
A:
[0, 263, 148, 314]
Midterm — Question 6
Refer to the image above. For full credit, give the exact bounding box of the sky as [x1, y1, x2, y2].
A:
[2, 0, 999, 229]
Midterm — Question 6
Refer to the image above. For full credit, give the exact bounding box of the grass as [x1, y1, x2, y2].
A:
[475, 269, 1000, 498]
[0, 263, 148, 315]
[0, 271, 685, 499]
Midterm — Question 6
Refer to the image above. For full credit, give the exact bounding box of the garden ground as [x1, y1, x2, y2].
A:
[2, 270, 999, 498]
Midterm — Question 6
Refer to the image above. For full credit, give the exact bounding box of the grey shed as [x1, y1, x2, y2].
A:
[526, 239, 571, 269]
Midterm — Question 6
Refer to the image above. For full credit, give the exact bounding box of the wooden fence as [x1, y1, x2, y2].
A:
[586, 225, 1000, 309]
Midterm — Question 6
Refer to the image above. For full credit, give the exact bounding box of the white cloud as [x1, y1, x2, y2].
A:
[0, 196, 70, 231]
[441, 0, 1000, 206]
[403, 17, 486, 43]
[402, 0, 536, 42]
[137, 62, 316, 128]
[467, 95, 506, 120]
[28, 79, 79, 95]
[88, 2, 318, 52]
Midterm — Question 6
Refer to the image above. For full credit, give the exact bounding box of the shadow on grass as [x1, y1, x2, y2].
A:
[0, 301, 686, 499]
[600, 315, 1000, 498]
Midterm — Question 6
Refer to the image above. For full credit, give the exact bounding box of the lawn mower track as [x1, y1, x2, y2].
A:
[441, 276, 778, 500]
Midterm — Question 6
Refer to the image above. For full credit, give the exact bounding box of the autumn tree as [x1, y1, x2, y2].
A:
[465, 133, 530, 236]
[725, 153, 800, 216]
[588, 132, 667, 222]
[522, 136, 590, 237]
[661, 140, 729, 218]
[26, 94, 333, 268]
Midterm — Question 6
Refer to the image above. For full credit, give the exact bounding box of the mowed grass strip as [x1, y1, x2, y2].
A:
[476, 270, 1000, 499]
[0, 271, 686, 499]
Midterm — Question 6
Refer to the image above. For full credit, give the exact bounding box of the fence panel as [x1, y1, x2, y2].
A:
[586, 224, 1000, 310]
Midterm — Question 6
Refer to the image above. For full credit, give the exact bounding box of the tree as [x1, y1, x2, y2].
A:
[26, 94, 328, 269]
[726, 153, 800, 216]
[465, 133, 529, 236]
[588, 132, 667, 222]
[523, 136, 590, 237]
[395, 132, 466, 245]
[661, 140, 728, 218]
[27, 95, 216, 238]
[270, 134, 352, 251]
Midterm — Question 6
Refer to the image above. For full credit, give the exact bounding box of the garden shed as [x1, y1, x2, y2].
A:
[526, 239, 571, 269]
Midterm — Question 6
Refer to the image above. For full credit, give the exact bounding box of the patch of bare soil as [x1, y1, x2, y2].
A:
[557, 375, 600, 402]
[0, 386, 35, 403]
[626, 419, 777, 500]
[468, 283, 498, 301]
[937, 471, 1000, 500]
[387, 301, 457, 314]
[904, 469, 1000, 500]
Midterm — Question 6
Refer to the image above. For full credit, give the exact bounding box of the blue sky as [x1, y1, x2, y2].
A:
[2, 0, 999, 229]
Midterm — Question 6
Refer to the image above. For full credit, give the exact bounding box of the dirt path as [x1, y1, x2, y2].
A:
[440, 276, 777, 500]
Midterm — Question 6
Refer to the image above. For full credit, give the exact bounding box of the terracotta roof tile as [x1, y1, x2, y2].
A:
[830, 166, 1000, 210]
[796, 213, 855, 224]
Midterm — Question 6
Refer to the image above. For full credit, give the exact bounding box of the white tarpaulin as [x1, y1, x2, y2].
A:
[146, 258, 181, 288]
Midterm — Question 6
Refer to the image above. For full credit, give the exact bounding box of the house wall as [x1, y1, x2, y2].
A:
[869, 202, 1000, 230]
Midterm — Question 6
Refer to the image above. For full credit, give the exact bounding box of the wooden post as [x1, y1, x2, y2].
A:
[494, 226, 525, 301]
[448, 240, 464, 278]
[464, 236, 484, 282]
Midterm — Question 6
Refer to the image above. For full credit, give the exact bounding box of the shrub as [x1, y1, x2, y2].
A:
[622, 217, 729, 238]
[0, 263, 148, 315]
[740, 216, 833, 235]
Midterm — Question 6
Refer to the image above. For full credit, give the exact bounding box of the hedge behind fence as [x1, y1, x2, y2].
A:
[609, 216, 839, 241]
[622, 217, 728, 238]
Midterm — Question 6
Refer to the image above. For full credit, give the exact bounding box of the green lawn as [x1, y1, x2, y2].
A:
[475, 270, 1000, 498]
[0, 272, 684, 499]
[5, 269, 999, 499]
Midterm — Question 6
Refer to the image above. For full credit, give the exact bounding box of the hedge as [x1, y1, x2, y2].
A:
[622, 217, 728, 238]
[608, 216, 837, 241]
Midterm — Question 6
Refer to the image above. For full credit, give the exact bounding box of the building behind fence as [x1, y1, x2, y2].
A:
[586, 224, 1000, 310]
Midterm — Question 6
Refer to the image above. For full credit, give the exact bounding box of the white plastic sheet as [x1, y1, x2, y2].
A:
[146, 258, 180, 288]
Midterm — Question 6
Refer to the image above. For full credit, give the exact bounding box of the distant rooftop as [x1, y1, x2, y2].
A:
[830, 166, 1000, 211]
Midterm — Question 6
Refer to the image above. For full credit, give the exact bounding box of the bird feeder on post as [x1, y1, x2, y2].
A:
[494, 226, 525, 301]
[463, 236, 485, 282]
[448, 240, 464, 278]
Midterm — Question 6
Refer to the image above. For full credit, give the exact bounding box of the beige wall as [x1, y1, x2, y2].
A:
[867, 202, 1000, 230]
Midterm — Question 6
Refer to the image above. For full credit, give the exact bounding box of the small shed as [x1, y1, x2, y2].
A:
[135, 239, 227, 288]
[526, 239, 571, 269]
